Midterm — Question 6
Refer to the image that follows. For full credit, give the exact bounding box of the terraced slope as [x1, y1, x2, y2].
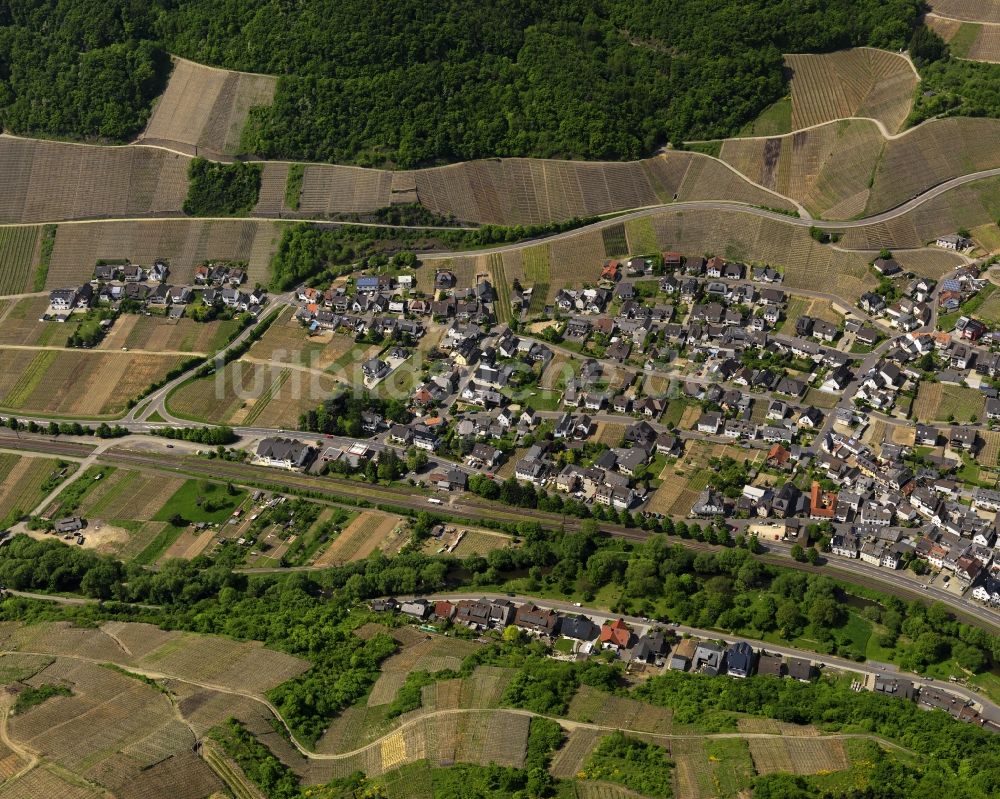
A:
[720, 119, 885, 219]
[785, 48, 917, 133]
[719, 116, 1000, 220]
[866, 117, 1000, 212]
[0, 137, 189, 224]
[293, 152, 796, 224]
[142, 58, 277, 158]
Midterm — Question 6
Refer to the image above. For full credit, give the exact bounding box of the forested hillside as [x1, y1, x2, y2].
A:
[1, 0, 919, 162]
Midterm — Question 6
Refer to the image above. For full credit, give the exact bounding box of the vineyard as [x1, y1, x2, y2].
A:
[566, 686, 672, 734]
[77, 469, 185, 521]
[255, 162, 291, 215]
[0, 137, 188, 224]
[929, 1, 1000, 23]
[314, 511, 406, 565]
[785, 48, 917, 133]
[297, 164, 393, 216]
[747, 736, 849, 775]
[0, 766, 102, 799]
[0, 455, 67, 526]
[0, 297, 61, 347]
[867, 118, 1000, 215]
[720, 119, 885, 219]
[0, 349, 185, 416]
[669, 738, 755, 799]
[98, 314, 239, 354]
[45, 219, 282, 289]
[0, 227, 39, 294]
[912, 382, 985, 423]
[141, 57, 277, 157]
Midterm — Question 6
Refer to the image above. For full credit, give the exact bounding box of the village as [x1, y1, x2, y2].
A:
[235, 236, 1000, 616]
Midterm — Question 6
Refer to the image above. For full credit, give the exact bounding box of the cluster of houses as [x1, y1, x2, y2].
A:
[370, 596, 996, 729]
[293, 270, 498, 338]
[45, 259, 266, 322]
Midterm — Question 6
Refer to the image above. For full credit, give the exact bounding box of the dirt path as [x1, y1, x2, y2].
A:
[0, 647, 913, 763]
[0, 697, 39, 784]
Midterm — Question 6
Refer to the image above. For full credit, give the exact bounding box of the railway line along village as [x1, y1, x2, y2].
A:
[4, 3, 1000, 799]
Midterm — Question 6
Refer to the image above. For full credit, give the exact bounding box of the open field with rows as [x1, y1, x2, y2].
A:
[720, 119, 885, 219]
[0, 349, 185, 416]
[747, 736, 849, 775]
[0, 137, 188, 224]
[167, 356, 342, 426]
[929, 1, 1000, 23]
[0, 227, 40, 294]
[672, 738, 755, 799]
[99, 313, 239, 354]
[142, 57, 277, 157]
[314, 511, 408, 566]
[912, 382, 985, 422]
[4, 621, 309, 695]
[567, 685, 672, 733]
[77, 469, 185, 521]
[0, 455, 66, 526]
[45, 219, 283, 289]
[785, 48, 917, 134]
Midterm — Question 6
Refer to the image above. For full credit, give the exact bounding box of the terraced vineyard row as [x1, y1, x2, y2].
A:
[0, 226, 40, 294]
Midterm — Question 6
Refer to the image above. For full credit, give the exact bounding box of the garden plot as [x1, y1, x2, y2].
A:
[786, 48, 917, 133]
[748, 736, 849, 775]
[142, 57, 277, 156]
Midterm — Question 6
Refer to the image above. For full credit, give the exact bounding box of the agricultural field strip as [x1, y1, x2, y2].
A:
[0, 644, 912, 763]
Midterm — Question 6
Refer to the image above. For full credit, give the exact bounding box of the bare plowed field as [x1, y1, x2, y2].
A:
[785, 48, 917, 133]
[45, 219, 283, 289]
[142, 57, 277, 157]
[0, 136, 188, 224]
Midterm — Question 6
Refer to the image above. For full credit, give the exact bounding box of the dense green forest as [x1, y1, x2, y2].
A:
[183, 157, 262, 216]
[0, 0, 169, 140]
[2, 0, 919, 161]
